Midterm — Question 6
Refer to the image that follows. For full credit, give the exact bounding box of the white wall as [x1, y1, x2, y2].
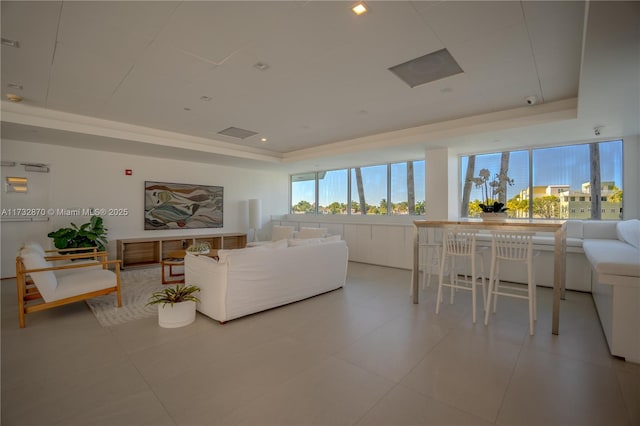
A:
[0, 139, 288, 278]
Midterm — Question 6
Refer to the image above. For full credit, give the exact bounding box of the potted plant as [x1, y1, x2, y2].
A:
[186, 242, 211, 255]
[146, 284, 200, 328]
[469, 168, 514, 221]
[47, 215, 108, 252]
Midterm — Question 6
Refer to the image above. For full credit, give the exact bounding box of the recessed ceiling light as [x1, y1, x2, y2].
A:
[1, 37, 20, 48]
[200, 95, 212, 101]
[260, 137, 267, 143]
[183, 107, 191, 111]
[352, 2, 368, 16]
[253, 62, 270, 71]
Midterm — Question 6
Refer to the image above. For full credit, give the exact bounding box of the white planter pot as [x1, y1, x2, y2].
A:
[157, 300, 196, 328]
[480, 212, 508, 222]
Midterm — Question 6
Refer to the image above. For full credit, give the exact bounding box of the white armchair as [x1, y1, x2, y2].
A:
[16, 245, 122, 328]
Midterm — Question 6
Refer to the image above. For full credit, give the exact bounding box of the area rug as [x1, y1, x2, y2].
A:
[85, 267, 173, 327]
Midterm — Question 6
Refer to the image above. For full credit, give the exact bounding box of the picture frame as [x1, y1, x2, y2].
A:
[144, 181, 223, 230]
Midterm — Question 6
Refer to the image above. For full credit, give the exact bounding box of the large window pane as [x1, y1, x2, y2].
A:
[533, 140, 623, 219]
[318, 169, 348, 214]
[291, 172, 316, 214]
[391, 160, 425, 215]
[351, 164, 387, 215]
[460, 140, 623, 220]
[461, 150, 529, 218]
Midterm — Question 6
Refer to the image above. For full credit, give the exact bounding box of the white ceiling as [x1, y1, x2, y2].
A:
[1, 1, 638, 173]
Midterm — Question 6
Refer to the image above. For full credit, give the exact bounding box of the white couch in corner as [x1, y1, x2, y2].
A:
[184, 237, 348, 323]
[581, 219, 640, 363]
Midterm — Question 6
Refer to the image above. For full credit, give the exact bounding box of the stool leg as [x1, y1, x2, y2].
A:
[471, 255, 477, 323]
[436, 251, 447, 314]
[484, 254, 496, 326]
[528, 261, 535, 335]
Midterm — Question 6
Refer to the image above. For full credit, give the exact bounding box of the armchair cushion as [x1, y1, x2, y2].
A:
[20, 241, 46, 256]
[19, 248, 57, 302]
[54, 269, 120, 301]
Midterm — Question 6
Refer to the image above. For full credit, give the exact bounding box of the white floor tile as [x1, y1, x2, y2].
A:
[1, 263, 636, 426]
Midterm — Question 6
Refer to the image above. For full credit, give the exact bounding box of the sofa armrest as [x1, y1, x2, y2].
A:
[184, 253, 228, 322]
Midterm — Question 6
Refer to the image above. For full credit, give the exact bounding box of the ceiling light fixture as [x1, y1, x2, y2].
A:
[260, 137, 267, 143]
[352, 2, 368, 15]
[5, 176, 28, 193]
[1, 37, 20, 48]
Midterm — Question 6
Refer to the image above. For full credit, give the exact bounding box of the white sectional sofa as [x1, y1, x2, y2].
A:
[184, 237, 348, 323]
[580, 219, 640, 363]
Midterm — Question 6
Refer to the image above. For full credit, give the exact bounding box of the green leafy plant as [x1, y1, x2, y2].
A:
[47, 215, 108, 252]
[186, 242, 211, 254]
[146, 285, 201, 308]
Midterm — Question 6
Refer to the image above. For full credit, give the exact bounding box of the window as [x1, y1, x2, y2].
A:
[390, 161, 426, 215]
[460, 140, 623, 220]
[318, 169, 348, 214]
[460, 150, 529, 218]
[291, 173, 316, 214]
[351, 164, 387, 215]
[291, 160, 425, 216]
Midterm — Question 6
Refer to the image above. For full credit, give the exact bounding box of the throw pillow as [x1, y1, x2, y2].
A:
[271, 225, 295, 241]
[296, 227, 328, 239]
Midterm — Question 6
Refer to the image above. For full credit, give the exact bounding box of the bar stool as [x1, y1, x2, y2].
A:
[484, 231, 537, 335]
[417, 227, 444, 289]
[436, 229, 487, 323]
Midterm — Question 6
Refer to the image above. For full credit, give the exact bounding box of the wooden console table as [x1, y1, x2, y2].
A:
[116, 233, 246, 269]
[412, 220, 567, 335]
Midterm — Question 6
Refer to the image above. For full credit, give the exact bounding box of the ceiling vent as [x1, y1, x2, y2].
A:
[217, 126, 259, 139]
[388, 48, 463, 88]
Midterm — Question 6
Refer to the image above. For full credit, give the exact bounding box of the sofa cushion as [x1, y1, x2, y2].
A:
[616, 219, 640, 249]
[565, 220, 584, 239]
[288, 238, 321, 246]
[583, 221, 619, 239]
[583, 239, 640, 278]
[19, 248, 58, 302]
[271, 225, 294, 241]
[296, 227, 328, 239]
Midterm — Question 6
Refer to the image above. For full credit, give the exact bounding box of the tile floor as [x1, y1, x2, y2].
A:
[1, 262, 638, 426]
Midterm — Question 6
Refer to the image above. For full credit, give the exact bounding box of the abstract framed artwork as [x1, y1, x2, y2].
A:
[144, 181, 223, 229]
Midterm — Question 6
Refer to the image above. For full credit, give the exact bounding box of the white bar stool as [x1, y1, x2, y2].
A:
[418, 227, 444, 289]
[484, 230, 538, 335]
[436, 228, 487, 323]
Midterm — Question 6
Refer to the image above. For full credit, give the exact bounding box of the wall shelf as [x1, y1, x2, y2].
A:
[116, 233, 246, 269]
